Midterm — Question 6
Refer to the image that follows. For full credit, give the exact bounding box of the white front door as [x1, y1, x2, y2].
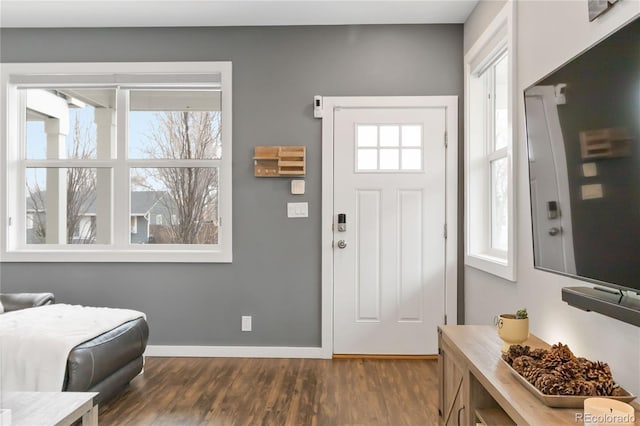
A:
[332, 105, 447, 355]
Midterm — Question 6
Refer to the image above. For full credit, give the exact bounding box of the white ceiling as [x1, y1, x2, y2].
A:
[0, 0, 478, 28]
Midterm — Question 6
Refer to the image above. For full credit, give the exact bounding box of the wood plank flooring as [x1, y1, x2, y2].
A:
[99, 357, 439, 426]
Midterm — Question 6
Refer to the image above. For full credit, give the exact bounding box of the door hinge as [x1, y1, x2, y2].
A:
[444, 315, 448, 325]
[219, 217, 222, 227]
[8, 217, 12, 226]
[443, 223, 447, 239]
[444, 131, 448, 148]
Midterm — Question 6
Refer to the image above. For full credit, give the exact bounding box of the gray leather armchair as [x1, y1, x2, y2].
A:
[0, 292, 148, 404]
[0, 292, 55, 312]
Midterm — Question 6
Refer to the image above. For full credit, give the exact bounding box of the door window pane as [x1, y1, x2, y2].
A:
[379, 125, 399, 147]
[357, 149, 378, 170]
[357, 125, 377, 147]
[401, 125, 422, 147]
[491, 157, 508, 251]
[380, 149, 399, 170]
[129, 90, 222, 160]
[130, 167, 219, 245]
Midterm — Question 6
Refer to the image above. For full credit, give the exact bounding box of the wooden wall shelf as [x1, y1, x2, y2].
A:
[254, 146, 306, 177]
[579, 128, 632, 160]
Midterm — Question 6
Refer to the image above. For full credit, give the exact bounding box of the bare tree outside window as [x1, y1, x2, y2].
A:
[135, 111, 221, 244]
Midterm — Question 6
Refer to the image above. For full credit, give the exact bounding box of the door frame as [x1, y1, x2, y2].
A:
[319, 96, 458, 358]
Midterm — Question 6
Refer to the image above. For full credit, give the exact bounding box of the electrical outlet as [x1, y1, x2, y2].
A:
[241, 315, 252, 331]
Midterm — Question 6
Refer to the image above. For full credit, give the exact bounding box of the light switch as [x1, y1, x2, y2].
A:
[581, 183, 603, 200]
[287, 202, 309, 218]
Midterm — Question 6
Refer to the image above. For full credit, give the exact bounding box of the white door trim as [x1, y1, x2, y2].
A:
[319, 96, 458, 358]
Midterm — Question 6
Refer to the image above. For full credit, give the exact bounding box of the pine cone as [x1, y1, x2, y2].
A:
[521, 365, 547, 385]
[503, 345, 531, 365]
[529, 348, 546, 360]
[535, 372, 566, 395]
[542, 343, 575, 369]
[512, 355, 537, 373]
[595, 378, 617, 396]
[572, 379, 596, 396]
[612, 386, 625, 397]
[553, 343, 576, 361]
[555, 358, 580, 381]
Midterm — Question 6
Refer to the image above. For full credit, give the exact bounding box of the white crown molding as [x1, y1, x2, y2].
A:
[0, 1, 478, 28]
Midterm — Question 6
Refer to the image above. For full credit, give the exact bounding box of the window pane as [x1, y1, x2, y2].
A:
[357, 125, 377, 147]
[491, 157, 508, 251]
[357, 149, 378, 170]
[494, 54, 509, 150]
[401, 125, 422, 147]
[26, 167, 104, 244]
[24, 88, 116, 160]
[129, 90, 222, 159]
[401, 149, 422, 170]
[380, 148, 399, 170]
[379, 125, 399, 147]
[130, 167, 219, 244]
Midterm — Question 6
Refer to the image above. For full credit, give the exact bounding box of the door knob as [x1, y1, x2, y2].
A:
[337, 240, 347, 249]
[548, 227, 561, 236]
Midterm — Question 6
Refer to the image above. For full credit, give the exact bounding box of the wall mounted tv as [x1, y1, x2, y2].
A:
[523, 16, 640, 302]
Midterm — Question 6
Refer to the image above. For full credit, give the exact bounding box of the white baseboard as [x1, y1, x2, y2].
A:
[145, 345, 327, 359]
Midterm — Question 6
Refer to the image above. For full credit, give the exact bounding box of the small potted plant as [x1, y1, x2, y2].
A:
[496, 308, 529, 352]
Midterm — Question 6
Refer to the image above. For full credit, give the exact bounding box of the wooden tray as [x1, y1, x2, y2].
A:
[503, 360, 636, 408]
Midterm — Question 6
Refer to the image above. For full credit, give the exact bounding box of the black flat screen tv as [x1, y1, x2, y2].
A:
[523, 16, 640, 294]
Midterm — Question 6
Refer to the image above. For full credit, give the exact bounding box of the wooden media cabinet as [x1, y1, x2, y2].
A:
[438, 325, 640, 425]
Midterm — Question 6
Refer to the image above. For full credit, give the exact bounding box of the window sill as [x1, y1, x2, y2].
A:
[1, 249, 232, 263]
[465, 252, 515, 282]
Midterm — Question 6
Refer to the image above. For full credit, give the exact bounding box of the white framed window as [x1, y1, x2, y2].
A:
[1, 62, 232, 262]
[464, 1, 516, 280]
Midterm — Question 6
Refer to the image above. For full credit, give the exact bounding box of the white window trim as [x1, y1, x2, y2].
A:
[464, 1, 516, 281]
[1, 62, 233, 263]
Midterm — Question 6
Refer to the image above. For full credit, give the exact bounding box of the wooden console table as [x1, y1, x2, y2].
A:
[438, 325, 640, 425]
[3, 391, 98, 426]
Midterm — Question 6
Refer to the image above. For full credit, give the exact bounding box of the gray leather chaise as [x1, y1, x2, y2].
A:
[0, 292, 149, 404]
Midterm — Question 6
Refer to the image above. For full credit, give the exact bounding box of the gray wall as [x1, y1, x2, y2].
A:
[0, 25, 463, 346]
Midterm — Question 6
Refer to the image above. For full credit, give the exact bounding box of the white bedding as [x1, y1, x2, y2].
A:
[0, 304, 145, 392]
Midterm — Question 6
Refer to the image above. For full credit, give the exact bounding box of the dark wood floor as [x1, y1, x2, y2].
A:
[99, 357, 439, 426]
